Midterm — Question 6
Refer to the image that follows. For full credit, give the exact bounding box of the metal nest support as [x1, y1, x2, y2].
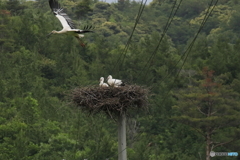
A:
[71, 85, 149, 117]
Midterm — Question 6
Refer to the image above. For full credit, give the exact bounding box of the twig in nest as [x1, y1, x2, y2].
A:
[70, 85, 149, 118]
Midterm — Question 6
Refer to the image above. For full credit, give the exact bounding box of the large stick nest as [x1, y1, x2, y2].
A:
[71, 85, 149, 116]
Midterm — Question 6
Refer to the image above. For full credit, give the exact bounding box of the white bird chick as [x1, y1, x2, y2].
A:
[107, 75, 124, 87]
[99, 77, 109, 87]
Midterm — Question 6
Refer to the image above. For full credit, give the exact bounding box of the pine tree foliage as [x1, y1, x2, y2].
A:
[173, 67, 240, 159]
[0, 0, 240, 159]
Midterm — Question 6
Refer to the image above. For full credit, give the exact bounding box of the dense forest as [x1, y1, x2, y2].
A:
[1, 0, 240, 159]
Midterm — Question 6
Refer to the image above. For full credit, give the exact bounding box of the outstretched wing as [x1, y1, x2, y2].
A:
[49, 0, 75, 29]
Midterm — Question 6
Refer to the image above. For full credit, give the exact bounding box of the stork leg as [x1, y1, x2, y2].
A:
[75, 36, 85, 47]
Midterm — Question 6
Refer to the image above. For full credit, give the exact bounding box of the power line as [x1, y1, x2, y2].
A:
[112, 0, 148, 75]
[93, 0, 219, 159]
[108, 0, 220, 159]
[126, 1, 220, 158]
[158, 0, 219, 86]
[139, 0, 183, 79]
[104, 1, 184, 159]
[160, 0, 219, 105]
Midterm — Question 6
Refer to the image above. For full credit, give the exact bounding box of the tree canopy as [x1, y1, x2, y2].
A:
[0, 0, 240, 159]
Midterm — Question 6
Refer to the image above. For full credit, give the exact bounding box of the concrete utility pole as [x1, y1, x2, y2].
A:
[72, 85, 148, 160]
[118, 112, 127, 160]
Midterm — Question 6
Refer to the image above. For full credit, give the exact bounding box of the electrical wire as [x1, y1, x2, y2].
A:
[102, 1, 183, 159]
[88, 0, 219, 159]
[138, 0, 183, 79]
[106, 0, 220, 159]
[160, 0, 219, 105]
[160, 0, 218, 84]
[112, 0, 148, 75]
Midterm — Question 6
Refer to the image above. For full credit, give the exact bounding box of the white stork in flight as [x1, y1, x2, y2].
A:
[48, 0, 93, 47]
[107, 75, 125, 87]
[99, 77, 109, 87]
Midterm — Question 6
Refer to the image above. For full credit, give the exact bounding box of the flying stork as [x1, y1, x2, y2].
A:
[107, 75, 125, 87]
[99, 77, 109, 87]
[48, 0, 93, 47]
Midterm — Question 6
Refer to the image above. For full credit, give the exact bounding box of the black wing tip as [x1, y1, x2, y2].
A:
[49, 0, 60, 10]
[75, 30, 93, 34]
[83, 25, 95, 30]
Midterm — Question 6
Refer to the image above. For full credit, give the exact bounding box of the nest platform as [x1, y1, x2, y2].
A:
[71, 85, 149, 116]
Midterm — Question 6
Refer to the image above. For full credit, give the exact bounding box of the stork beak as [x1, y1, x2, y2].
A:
[47, 32, 53, 38]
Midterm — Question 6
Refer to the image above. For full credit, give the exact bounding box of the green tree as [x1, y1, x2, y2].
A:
[75, 0, 93, 19]
[173, 67, 240, 160]
[0, 8, 15, 53]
